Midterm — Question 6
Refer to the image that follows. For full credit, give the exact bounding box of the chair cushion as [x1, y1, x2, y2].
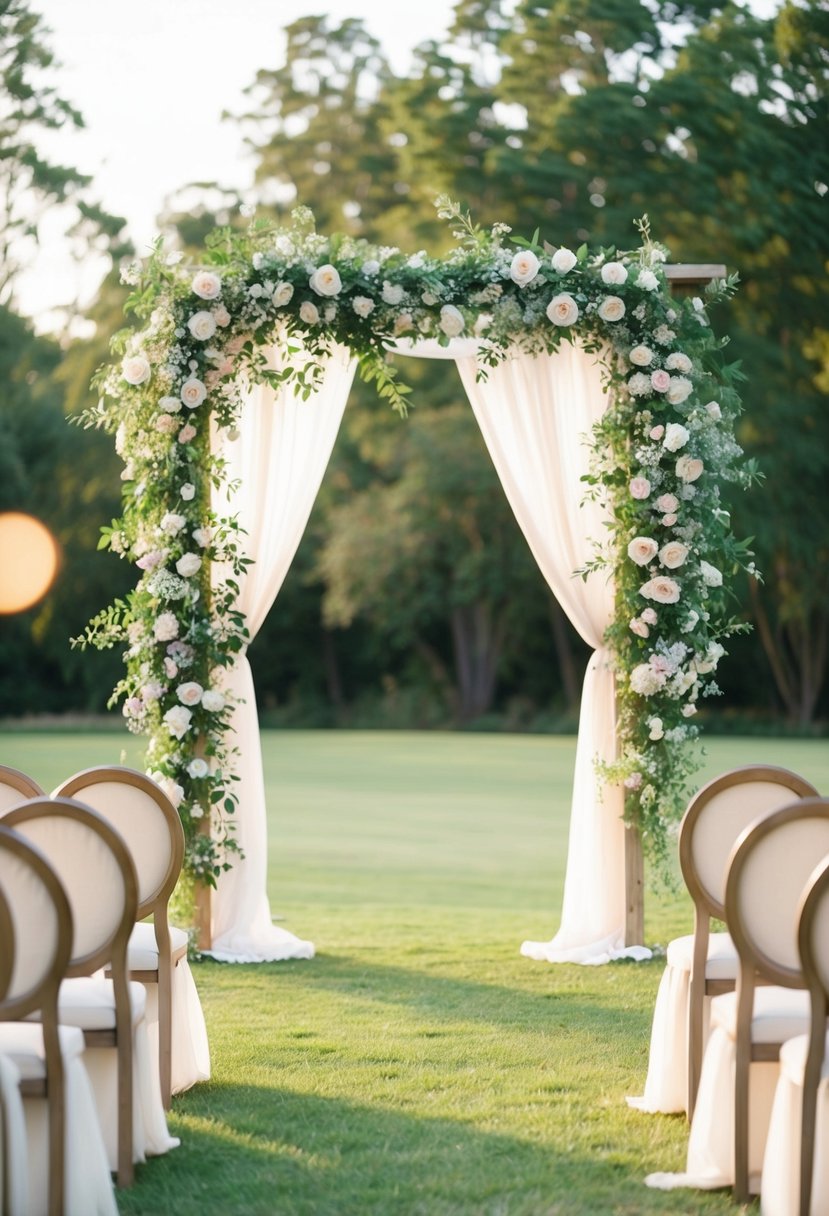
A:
[52, 976, 147, 1030]
[0, 1023, 85, 1078]
[127, 922, 189, 971]
[779, 1032, 829, 1086]
[666, 931, 737, 980]
[711, 986, 811, 1044]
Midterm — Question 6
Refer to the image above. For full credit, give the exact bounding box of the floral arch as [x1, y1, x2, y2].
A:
[78, 199, 754, 963]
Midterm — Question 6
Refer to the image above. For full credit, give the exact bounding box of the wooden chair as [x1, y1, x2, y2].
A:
[677, 765, 818, 1118]
[795, 854, 829, 1216]
[0, 764, 43, 812]
[3, 796, 138, 1187]
[723, 796, 829, 1202]
[54, 765, 188, 1108]
[0, 822, 72, 1216]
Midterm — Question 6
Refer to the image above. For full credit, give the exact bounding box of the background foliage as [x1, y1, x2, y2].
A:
[1, 0, 827, 731]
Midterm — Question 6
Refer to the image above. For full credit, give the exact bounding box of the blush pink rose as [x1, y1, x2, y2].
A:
[649, 425, 664, 441]
[651, 369, 671, 393]
[630, 477, 651, 500]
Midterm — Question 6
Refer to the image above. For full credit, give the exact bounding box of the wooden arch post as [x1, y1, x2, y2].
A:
[623, 261, 726, 948]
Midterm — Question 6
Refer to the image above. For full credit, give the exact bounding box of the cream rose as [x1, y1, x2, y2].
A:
[122, 354, 151, 385]
[155, 414, 176, 434]
[192, 527, 212, 548]
[655, 493, 678, 514]
[299, 300, 320, 325]
[187, 311, 217, 341]
[546, 293, 579, 326]
[180, 483, 196, 501]
[177, 681, 203, 706]
[598, 295, 625, 322]
[640, 576, 681, 604]
[175, 553, 202, 577]
[551, 248, 577, 274]
[309, 264, 342, 297]
[629, 345, 653, 367]
[163, 705, 192, 739]
[648, 716, 665, 740]
[187, 758, 209, 779]
[180, 378, 207, 409]
[636, 268, 659, 291]
[601, 261, 628, 285]
[178, 424, 197, 445]
[641, 607, 658, 625]
[659, 541, 689, 569]
[629, 617, 650, 638]
[663, 423, 690, 452]
[213, 304, 231, 327]
[201, 689, 225, 713]
[676, 454, 704, 482]
[666, 376, 693, 405]
[352, 295, 375, 318]
[153, 611, 179, 642]
[706, 400, 722, 420]
[160, 512, 186, 535]
[510, 250, 540, 287]
[439, 305, 465, 337]
[666, 352, 693, 374]
[150, 771, 184, 808]
[272, 282, 294, 307]
[627, 537, 658, 566]
[191, 271, 222, 300]
[629, 477, 651, 500]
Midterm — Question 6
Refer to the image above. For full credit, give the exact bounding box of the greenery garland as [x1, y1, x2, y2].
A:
[76, 198, 756, 883]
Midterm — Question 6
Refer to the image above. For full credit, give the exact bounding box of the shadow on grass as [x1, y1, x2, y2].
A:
[119, 1083, 727, 1216]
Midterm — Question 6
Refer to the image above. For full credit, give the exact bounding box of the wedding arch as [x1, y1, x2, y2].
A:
[78, 199, 754, 964]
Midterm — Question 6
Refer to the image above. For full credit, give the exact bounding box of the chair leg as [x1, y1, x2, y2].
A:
[800, 1024, 824, 1216]
[158, 960, 173, 1110]
[687, 974, 705, 1120]
[113, 969, 134, 1188]
[42, 1017, 65, 1216]
[733, 976, 754, 1203]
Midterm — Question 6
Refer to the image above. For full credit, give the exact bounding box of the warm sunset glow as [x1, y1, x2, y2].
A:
[0, 512, 61, 613]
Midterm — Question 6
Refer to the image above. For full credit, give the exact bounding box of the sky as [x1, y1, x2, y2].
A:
[21, 0, 780, 331]
[20, 0, 456, 328]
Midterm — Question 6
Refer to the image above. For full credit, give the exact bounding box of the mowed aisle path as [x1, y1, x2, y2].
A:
[6, 730, 829, 1214]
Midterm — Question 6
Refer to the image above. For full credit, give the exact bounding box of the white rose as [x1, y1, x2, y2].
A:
[180, 378, 207, 409]
[551, 248, 577, 274]
[272, 282, 294, 307]
[598, 295, 625, 322]
[421, 291, 438, 306]
[187, 311, 217, 341]
[382, 281, 405, 306]
[629, 345, 653, 367]
[682, 704, 697, 718]
[187, 758, 209, 779]
[601, 261, 628, 285]
[163, 705, 192, 740]
[309, 264, 342, 297]
[509, 250, 540, 287]
[666, 376, 693, 405]
[636, 268, 659, 291]
[630, 664, 666, 696]
[439, 305, 465, 337]
[201, 689, 225, 713]
[546, 293, 579, 326]
[665, 352, 693, 374]
[362, 259, 380, 277]
[352, 295, 375, 318]
[659, 541, 689, 569]
[191, 271, 222, 300]
[676, 454, 704, 482]
[192, 527, 212, 548]
[160, 512, 187, 535]
[175, 552, 202, 577]
[180, 483, 196, 501]
[640, 576, 681, 604]
[122, 355, 151, 385]
[663, 423, 690, 452]
[299, 300, 320, 325]
[699, 560, 723, 587]
[158, 395, 182, 414]
[648, 716, 665, 741]
[627, 537, 659, 566]
[149, 771, 184, 808]
[213, 304, 231, 327]
[177, 681, 203, 706]
[153, 612, 179, 642]
[706, 400, 722, 420]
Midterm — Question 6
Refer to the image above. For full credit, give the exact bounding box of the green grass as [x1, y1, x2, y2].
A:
[3, 731, 829, 1215]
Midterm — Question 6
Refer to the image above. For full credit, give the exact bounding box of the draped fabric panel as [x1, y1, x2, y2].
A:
[209, 343, 356, 962]
[453, 343, 634, 961]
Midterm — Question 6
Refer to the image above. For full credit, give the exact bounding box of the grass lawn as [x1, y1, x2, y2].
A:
[3, 730, 829, 1215]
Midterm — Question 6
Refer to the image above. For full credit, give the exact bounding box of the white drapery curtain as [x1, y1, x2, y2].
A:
[208, 342, 356, 962]
[452, 342, 637, 962]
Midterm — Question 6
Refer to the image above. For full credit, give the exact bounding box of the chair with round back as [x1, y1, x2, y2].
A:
[720, 796, 829, 1202]
[54, 765, 209, 1105]
[2, 796, 139, 1187]
[0, 765, 43, 814]
[630, 765, 818, 1119]
[0, 823, 72, 1216]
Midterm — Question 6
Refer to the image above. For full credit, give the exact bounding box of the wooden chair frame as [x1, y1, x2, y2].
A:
[795, 853, 829, 1216]
[677, 765, 818, 1118]
[0, 764, 44, 803]
[725, 796, 829, 1203]
[55, 765, 186, 1108]
[0, 823, 73, 1216]
[4, 797, 138, 1188]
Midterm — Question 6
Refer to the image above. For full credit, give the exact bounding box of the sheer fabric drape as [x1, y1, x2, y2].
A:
[209, 343, 356, 962]
[454, 343, 635, 962]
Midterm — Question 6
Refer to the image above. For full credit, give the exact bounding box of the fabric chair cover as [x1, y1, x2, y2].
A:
[0, 1050, 28, 1216]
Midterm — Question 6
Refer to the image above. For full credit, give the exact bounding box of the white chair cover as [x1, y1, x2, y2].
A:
[0, 1023, 118, 1216]
[0, 1050, 28, 1216]
[762, 1033, 829, 1216]
[454, 343, 636, 961]
[209, 341, 356, 962]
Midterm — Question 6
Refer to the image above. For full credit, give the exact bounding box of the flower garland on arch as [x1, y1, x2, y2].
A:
[75, 198, 756, 882]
